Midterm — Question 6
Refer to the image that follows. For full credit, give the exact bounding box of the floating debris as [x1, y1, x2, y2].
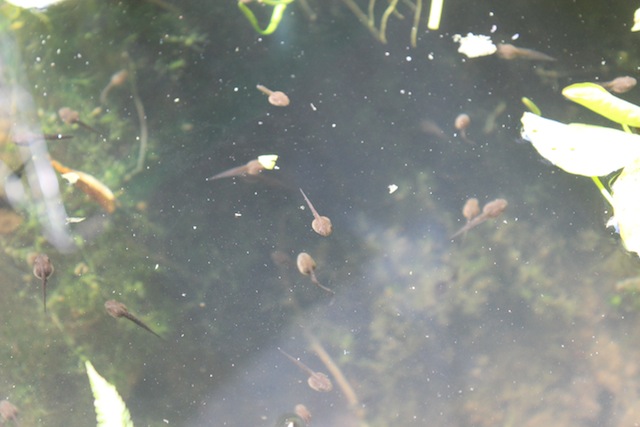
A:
[453, 33, 496, 58]
[51, 159, 117, 213]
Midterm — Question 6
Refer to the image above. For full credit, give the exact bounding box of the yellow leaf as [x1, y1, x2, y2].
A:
[520, 112, 640, 176]
[562, 82, 640, 127]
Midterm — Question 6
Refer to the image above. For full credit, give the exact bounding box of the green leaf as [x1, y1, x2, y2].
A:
[520, 112, 640, 176]
[612, 158, 640, 256]
[562, 82, 640, 127]
[85, 361, 134, 427]
[521, 97, 541, 115]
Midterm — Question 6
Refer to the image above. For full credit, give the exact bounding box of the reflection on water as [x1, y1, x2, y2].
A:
[0, 1, 639, 426]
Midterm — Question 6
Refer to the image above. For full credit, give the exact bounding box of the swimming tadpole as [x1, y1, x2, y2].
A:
[256, 84, 290, 107]
[495, 43, 556, 61]
[58, 107, 102, 135]
[206, 155, 279, 181]
[299, 188, 332, 237]
[454, 113, 474, 144]
[105, 299, 164, 340]
[451, 198, 508, 239]
[599, 76, 637, 94]
[278, 348, 333, 392]
[296, 252, 334, 295]
[32, 253, 53, 312]
[462, 197, 480, 223]
[99, 69, 128, 104]
[0, 400, 18, 424]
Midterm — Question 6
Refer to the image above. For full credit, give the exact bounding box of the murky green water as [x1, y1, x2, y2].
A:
[0, 1, 639, 426]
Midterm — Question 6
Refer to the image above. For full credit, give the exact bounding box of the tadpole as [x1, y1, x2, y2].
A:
[32, 254, 54, 312]
[100, 69, 129, 104]
[105, 299, 163, 340]
[454, 113, 474, 144]
[299, 188, 333, 237]
[462, 197, 480, 222]
[206, 159, 264, 181]
[600, 76, 637, 94]
[296, 252, 334, 295]
[278, 348, 333, 392]
[0, 400, 18, 424]
[58, 107, 101, 135]
[451, 198, 508, 239]
[496, 43, 555, 61]
[256, 84, 290, 107]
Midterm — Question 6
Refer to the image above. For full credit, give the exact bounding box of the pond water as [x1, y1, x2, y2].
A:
[0, 1, 639, 426]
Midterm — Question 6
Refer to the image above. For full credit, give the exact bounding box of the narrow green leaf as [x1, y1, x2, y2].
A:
[612, 158, 640, 257]
[562, 82, 640, 127]
[520, 112, 640, 176]
[85, 361, 134, 427]
[521, 97, 541, 115]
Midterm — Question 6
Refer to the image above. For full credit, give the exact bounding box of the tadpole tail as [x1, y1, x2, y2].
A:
[43, 278, 46, 313]
[124, 312, 164, 340]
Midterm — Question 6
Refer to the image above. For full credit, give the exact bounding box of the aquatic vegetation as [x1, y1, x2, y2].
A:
[237, 0, 295, 36]
[339, 0, 444, 46]
[521, 82, 640, 256]
[85, 361, 134, 427]
[50, 159, 117, 214]
[562, 82, 640, 128]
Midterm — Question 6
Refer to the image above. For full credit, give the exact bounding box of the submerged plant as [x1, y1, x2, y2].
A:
[85, 360, 134, 427]
[520, 82, 640, 256]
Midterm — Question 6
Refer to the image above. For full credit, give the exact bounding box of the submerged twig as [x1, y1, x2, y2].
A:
[305, 332, 364, 419]
[379, 0, 400, 44]
[123, 55, 148, 181]
[340, 0, 383, 41]
[410, 0, 422, 47]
